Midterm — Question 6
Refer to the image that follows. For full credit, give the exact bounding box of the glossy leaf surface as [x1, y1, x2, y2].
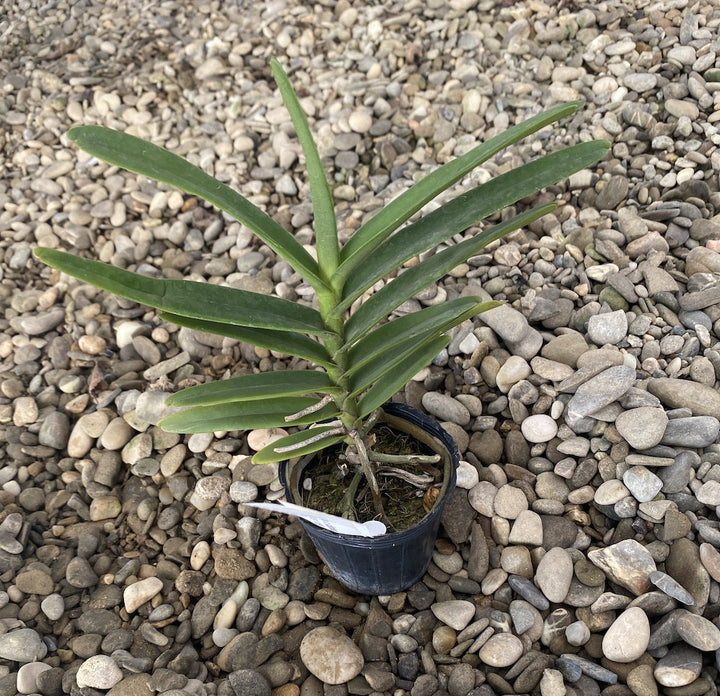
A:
[339, 141, 610, 310]
[344, 298, 496, 373]
[67, 126, 326, 291]
[160, 397, 340, 433]
[158, 312, 332, 366]
[34, 248, 329, 336]
[166, 370, 338, 407]
[271, 58, 338, 277]
[345, 204, 556, 343]
[356, 335, 451, 417]
[337, 101, 587, 277]
[252, 427, 347, 464]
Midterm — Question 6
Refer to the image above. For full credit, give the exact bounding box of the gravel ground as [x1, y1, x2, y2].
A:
[3, 0, 720, 694]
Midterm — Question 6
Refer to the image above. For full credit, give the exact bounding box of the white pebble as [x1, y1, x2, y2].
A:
[229, 481, 259, 503]
[521, 415, 558, 443]
[123, 576, 163, 613]
[191, 541, 211, 570]
[76, 655, 123, 689]
[348, 110, 372, 133]
[247, 428, 288, 452]
[456, 461, 479, 489]
[495, 356, 531, 393]
[17, 662, 52, 694]
[212, 627, 238, 647]
[40, 593, 65, 621]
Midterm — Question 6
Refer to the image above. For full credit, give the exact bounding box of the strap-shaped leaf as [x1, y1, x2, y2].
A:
[34, 248, 330, 336]
[336, 101, 587, 278]
[338, 140, 610, 311]
[166, 370, 338, 407]
[348, 336, 425, 396]
[344, 298, 496, 373]
[159, 397, 340, 433]
[252, 427, 347, 464]
[159, 312, 332, 366]
[66, 125, 327, 292]
[271, 58, 339, 278]
[357, 335, 451, 418]
[345, 203, 556, 343]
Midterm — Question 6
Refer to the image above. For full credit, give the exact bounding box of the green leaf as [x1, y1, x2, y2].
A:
[271, 59, 339, 278]
[357, 335, 451, 417]
[345, 203, 555, 343]
[348, 335, 426, 396]
[159, 397, 340, 433]
[336, 101, 587, 278]
[66, 125, 327, 292]
[344, 298, 496, 374]
[252, 427, 346, 464]
[166, 370, 338, 407]
[34, 248, 330, 336]
[338, 140, 610, 310]
[158, 312, 332, 366]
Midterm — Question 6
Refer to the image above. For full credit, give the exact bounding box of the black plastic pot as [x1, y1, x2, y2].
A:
[279, 402, 459, 595]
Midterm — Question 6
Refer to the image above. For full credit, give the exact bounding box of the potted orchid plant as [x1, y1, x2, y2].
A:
[35, 59, 608, 594]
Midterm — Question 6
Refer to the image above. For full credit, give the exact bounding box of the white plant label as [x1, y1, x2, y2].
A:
[244, 500, 387, 537]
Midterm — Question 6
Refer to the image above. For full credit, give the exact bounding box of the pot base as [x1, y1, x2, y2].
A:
[279, 403, 459, 595]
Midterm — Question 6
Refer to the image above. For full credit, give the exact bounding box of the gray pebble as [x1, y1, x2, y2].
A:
[675, 610, 720, 651]
[229, 481, 259, 504]
[421, 392, 470, 426]
[38, 411, 70, 449]
[622, 466, 663, 503]
[479, 303, 543, 360]
[661, 416, 720, 447]
[615, 407, 668, 450]
[11, 309, 65, 336]
[0, 628, 47, 663]
[566, 365, 636, 422]
[66, 557, 99, 589]
[586, 309, 628, 346]
[654, 644, 702, 687]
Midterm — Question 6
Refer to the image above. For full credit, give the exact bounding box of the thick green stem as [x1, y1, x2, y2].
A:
[318, 288, 386, 518]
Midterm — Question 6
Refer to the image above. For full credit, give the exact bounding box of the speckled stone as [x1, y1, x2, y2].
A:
[299, 627, 363, 685]
[588, 539, 656, 595]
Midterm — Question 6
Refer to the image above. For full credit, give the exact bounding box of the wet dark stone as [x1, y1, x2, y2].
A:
[287, 566, 320, 602]
[508, 575, 550, 610]
[440, 489, 475, 546]
[77, 608, 122, 635]
[407, 584, 435, 611]
[407, 610, 437, 645]
[540, 515, 579, 549]
[397, 653, 420, 681]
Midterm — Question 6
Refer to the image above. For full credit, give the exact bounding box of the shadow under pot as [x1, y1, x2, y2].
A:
[279, 402, 459, 596]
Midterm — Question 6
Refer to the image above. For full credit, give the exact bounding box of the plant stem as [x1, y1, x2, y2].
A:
[349, 429, 386, 522]
[318, 292, 386, 520]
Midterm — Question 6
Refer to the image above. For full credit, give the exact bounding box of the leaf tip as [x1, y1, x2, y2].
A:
[66, 125, 98, 145]
[270, 56, 286, 81]
[157, 415, 182, 433]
